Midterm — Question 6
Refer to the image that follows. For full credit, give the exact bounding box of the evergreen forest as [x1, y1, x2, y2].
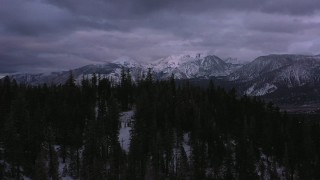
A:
[1, 69, 320, 179]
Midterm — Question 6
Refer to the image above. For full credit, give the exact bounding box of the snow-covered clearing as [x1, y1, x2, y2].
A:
[119, 110, 134, 153]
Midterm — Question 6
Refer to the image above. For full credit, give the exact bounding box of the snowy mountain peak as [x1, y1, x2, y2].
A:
[111, 56, 142, 68]
[152, 52, 220, 71]
[154, 55, 188, 69]
[149, 53, 242, 79]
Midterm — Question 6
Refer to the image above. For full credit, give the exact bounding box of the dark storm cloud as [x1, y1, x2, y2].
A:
[1, 0, 320, 73]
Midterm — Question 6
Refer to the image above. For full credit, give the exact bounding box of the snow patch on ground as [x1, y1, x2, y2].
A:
[119, 110, 134, 153]
[182, 133, 191, 160]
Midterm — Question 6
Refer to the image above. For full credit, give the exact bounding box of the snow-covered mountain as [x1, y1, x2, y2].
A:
[152, 53, 242, 79]
[8, 54, 242, 85]
[229, 54, 320, 96]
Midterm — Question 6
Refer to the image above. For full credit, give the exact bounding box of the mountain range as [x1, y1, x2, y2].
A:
[5, 53, 320, 111]
[8, 53, 243, 85]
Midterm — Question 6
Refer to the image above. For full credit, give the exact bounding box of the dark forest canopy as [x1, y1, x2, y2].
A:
[0, 70, 320, 179]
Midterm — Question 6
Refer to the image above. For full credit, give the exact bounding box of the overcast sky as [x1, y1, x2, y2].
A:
[1, 0, 320, 73]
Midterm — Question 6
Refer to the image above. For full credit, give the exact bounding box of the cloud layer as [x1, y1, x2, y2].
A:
[1, 0, 320, 73]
